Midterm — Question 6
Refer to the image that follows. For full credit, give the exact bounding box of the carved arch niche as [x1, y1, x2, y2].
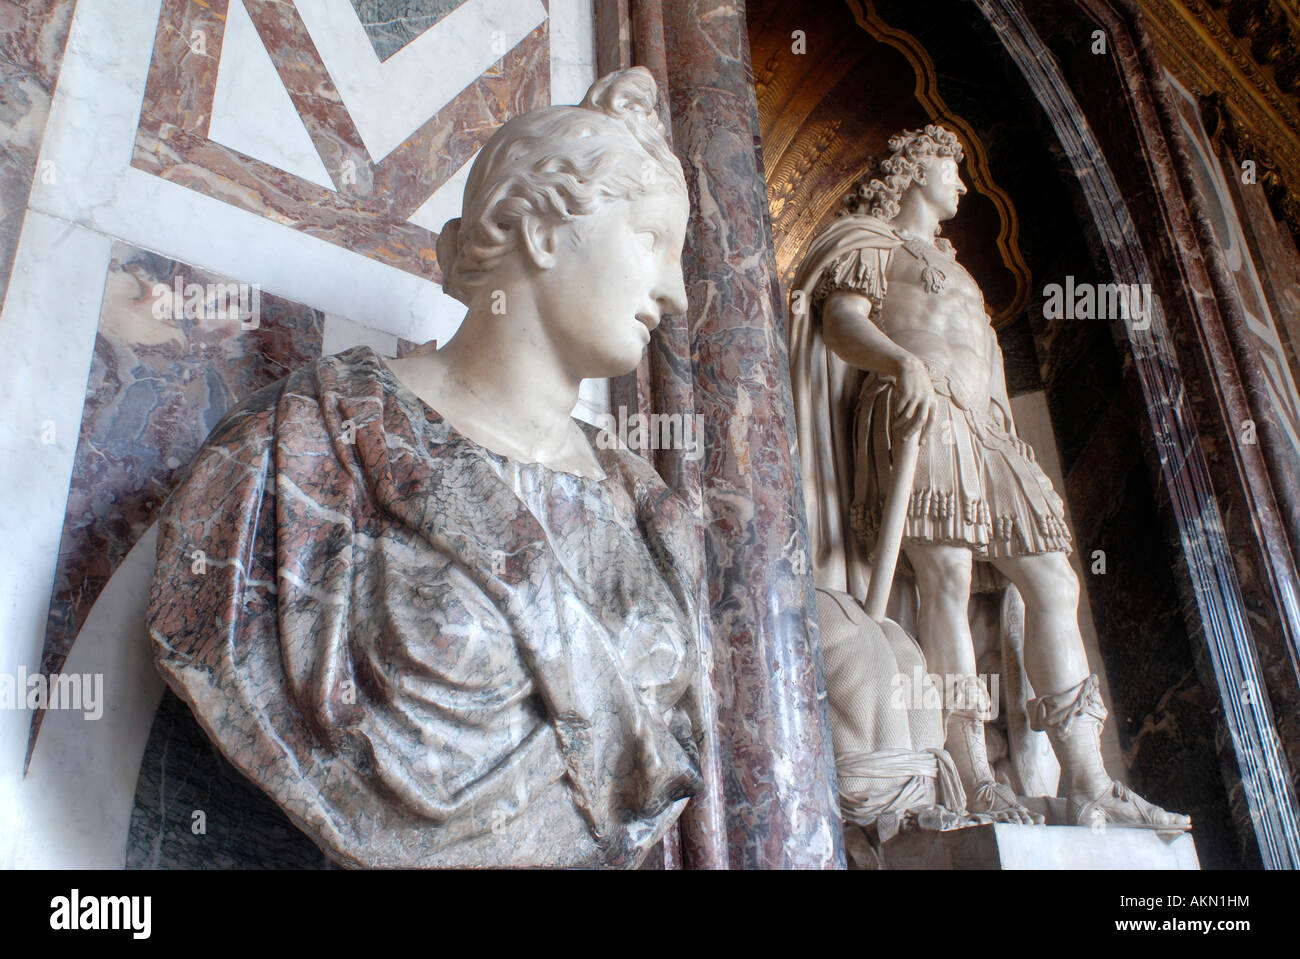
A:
[747, 0, 1271, 869]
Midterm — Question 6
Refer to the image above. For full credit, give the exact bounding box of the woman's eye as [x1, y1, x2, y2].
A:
[636, 231, 657, 250]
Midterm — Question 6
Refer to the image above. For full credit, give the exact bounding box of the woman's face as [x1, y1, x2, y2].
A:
[537, 185, 690, 379]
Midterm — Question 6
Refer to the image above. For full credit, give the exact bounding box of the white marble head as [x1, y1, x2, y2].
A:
[437, 68, 688, 304]
[435, 68, 689, 377]
[843, 124, 967, 223]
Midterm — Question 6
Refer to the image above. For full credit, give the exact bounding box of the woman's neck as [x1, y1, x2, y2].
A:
[384, 286, 603, 478]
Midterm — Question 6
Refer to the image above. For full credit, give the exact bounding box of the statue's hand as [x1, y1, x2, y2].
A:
[893, 356, 936, 440]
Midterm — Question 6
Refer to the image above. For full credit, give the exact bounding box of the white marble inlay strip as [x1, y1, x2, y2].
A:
[209, 0, 337, 191]
[19, 525, 165, 868]
[0, 213, 112, 827]
[100, 166, 468, 344]
[322, 311, 400, 356]
[0, 0, 165, 870]
[406, 150, 477, 234]
[293, 0, 548, 163]
[549, 0, 597, 107]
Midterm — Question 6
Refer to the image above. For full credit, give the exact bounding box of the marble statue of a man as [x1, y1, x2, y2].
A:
[790, 125, 1190, 832]
[147, 68, 704, 868]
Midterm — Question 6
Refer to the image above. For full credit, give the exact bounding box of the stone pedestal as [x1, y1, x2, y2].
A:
[853, 824, 1200, 870]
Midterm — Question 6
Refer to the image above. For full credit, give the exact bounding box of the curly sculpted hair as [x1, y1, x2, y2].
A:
[841, 124, 965, 221]
[437, 67, 686, 304]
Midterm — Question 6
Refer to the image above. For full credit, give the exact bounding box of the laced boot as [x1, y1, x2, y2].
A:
[1030, 675, 1191, 833]
[944, 674, 1042, 825]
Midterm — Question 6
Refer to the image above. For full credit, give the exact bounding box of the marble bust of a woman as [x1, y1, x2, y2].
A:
[146, 68, 704, 868]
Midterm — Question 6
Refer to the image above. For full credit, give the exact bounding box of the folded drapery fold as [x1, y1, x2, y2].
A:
[148, 346, 704, 868]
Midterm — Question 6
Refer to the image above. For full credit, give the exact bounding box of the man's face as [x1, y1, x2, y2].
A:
[916, 156, 967, 221]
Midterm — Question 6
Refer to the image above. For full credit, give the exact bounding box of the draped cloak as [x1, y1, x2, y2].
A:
[147, 346, 704, 868]
[789, 214, 901, 602]
[789, 214, 1070, 602]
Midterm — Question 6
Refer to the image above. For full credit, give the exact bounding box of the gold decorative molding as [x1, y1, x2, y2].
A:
[779, 166, 871, 287]
[767, 118, 843, 223]
[844, 0, 1032, 327]
[1135, 0, 1300, 233]
[756, 34, 863, 182]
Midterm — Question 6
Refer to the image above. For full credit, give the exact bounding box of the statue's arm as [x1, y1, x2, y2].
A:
[822, 290, 935, 437]
[823, 290, 908, 376]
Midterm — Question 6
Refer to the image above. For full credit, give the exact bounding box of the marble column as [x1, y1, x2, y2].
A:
[660, 0, 844, 869]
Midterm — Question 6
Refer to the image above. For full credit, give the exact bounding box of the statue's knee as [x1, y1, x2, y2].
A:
[1024, 554, 1079, 611]
[1063, 567, 1081, 606]
[909, 548, 973, 595]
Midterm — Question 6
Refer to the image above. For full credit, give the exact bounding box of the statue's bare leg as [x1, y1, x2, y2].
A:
[905, 542, 1039, 825]
[991, 551, 1191, 830]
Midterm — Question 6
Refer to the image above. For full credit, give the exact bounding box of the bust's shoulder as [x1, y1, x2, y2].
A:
[580, 417, 699, 522]
[579, 417, 663, 488]
[198, 375, 293, 454]
[185, 348, 388, 480]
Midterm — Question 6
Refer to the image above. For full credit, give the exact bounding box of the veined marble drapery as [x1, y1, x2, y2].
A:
[148, 346, 705, 868]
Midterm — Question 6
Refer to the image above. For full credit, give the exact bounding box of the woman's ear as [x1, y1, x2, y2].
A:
[520, 214, 560, 270]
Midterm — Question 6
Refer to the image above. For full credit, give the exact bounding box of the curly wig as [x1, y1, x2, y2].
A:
[842, 124, 965, 222]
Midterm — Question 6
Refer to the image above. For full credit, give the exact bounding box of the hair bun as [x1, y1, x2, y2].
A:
[436, 217, 466, 304]
[580, 66, 668, 141]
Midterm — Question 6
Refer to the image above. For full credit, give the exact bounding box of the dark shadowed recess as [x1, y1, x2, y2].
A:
[747, 0, 1243, 866]
[126, 689, 336, 870]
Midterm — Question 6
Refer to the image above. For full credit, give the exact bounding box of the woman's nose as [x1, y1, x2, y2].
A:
[657, 266, 688, 317]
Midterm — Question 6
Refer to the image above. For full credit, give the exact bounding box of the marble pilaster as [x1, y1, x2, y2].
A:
[661, 0, 843, 869]
[978, 0, 1300, 868]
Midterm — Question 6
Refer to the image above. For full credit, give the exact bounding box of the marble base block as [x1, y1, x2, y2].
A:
[865, 824, 1200, 870]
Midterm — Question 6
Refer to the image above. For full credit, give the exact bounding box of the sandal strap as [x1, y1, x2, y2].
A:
[1069, 780, 1191, 830]
[1069, 780, 1120, 827]
[971, 779, 1019, 811]
[1028, 674, 1106, 734]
